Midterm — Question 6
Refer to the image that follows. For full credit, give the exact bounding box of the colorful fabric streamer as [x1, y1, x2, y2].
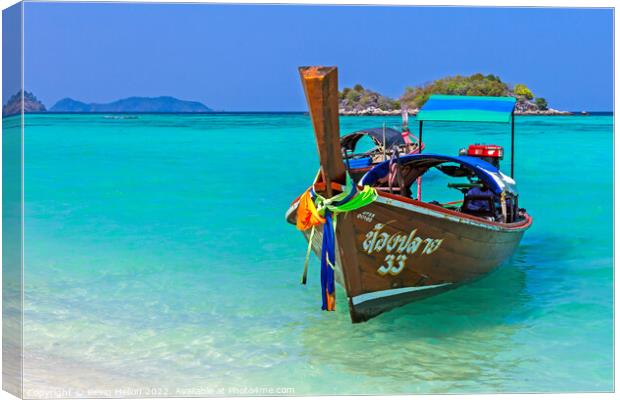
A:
[320, 210, 336, 311]
[295, 176, 378, 312]
[296, 190, 325, 231]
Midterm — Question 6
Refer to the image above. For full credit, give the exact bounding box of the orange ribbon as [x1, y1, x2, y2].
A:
[296, 190, 325, 231]
[325, 289, 336, 311]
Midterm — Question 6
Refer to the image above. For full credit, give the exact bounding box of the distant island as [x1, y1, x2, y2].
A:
[3, 92, 213, 116]
[339, 73, 571, 116]
[2, 91, 47, 117]
[49, 96, 212, 113]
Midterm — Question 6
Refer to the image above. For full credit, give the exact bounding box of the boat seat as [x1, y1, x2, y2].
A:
[461, 195, 497, 218]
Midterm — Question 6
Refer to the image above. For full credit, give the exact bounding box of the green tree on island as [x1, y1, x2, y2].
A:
[513, 84, 535, 100]
[535, 97, 549, 111]
[399, 74, 511, 109]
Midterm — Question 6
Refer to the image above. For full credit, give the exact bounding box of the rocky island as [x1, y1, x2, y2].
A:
[50, 96, 212, 113]
[2, 91, 46, 117]
[3, 93, 214, 116]
[339, 73, 571, 116]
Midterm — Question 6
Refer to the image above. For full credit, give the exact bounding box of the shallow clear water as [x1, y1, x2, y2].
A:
[21, 113, 612, 395]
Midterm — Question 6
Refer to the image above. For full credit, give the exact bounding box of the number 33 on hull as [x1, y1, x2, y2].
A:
[285, 66, 532, 323]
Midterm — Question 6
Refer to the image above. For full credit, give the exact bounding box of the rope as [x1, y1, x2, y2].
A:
[300, 226, 315, 284]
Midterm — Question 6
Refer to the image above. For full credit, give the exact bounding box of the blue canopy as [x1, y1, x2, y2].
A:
[360, 153, 517, 195]
[416, 95, 517, 123]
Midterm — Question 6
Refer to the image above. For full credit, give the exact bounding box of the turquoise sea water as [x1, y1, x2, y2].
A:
[20, 113, 612, 395]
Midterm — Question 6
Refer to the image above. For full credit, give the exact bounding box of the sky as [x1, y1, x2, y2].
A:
[17, 3, 614, 111]
[3, 3, 22, 103]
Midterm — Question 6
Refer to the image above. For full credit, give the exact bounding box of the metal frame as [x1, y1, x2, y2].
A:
[511, 112, 515, 178]
[417, 113, 516, 178]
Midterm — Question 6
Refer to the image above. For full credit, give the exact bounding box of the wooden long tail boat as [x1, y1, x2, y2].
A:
[286, 66, 532, 323]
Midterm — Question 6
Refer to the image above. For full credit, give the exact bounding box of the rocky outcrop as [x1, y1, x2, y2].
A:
[515, 108, 572, 116]
[339, 107, 418, 116]
[514, 98, 571, 115]
[339, 106, 571, 116]
[2, 91, 46, 117]
[339, 85, 400, 114]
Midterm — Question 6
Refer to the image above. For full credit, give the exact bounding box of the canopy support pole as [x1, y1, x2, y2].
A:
[418, 120, 423, 153]
[417, 120, 423, 201]
[510, 112, 515, 178]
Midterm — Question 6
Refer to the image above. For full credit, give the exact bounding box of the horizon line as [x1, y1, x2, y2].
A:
[4, 110, 615, 117]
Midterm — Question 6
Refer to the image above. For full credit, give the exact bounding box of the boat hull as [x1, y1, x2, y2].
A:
[287, 191, 531, 322]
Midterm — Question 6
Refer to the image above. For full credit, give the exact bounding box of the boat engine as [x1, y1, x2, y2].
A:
[459, 144, 504, 168]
